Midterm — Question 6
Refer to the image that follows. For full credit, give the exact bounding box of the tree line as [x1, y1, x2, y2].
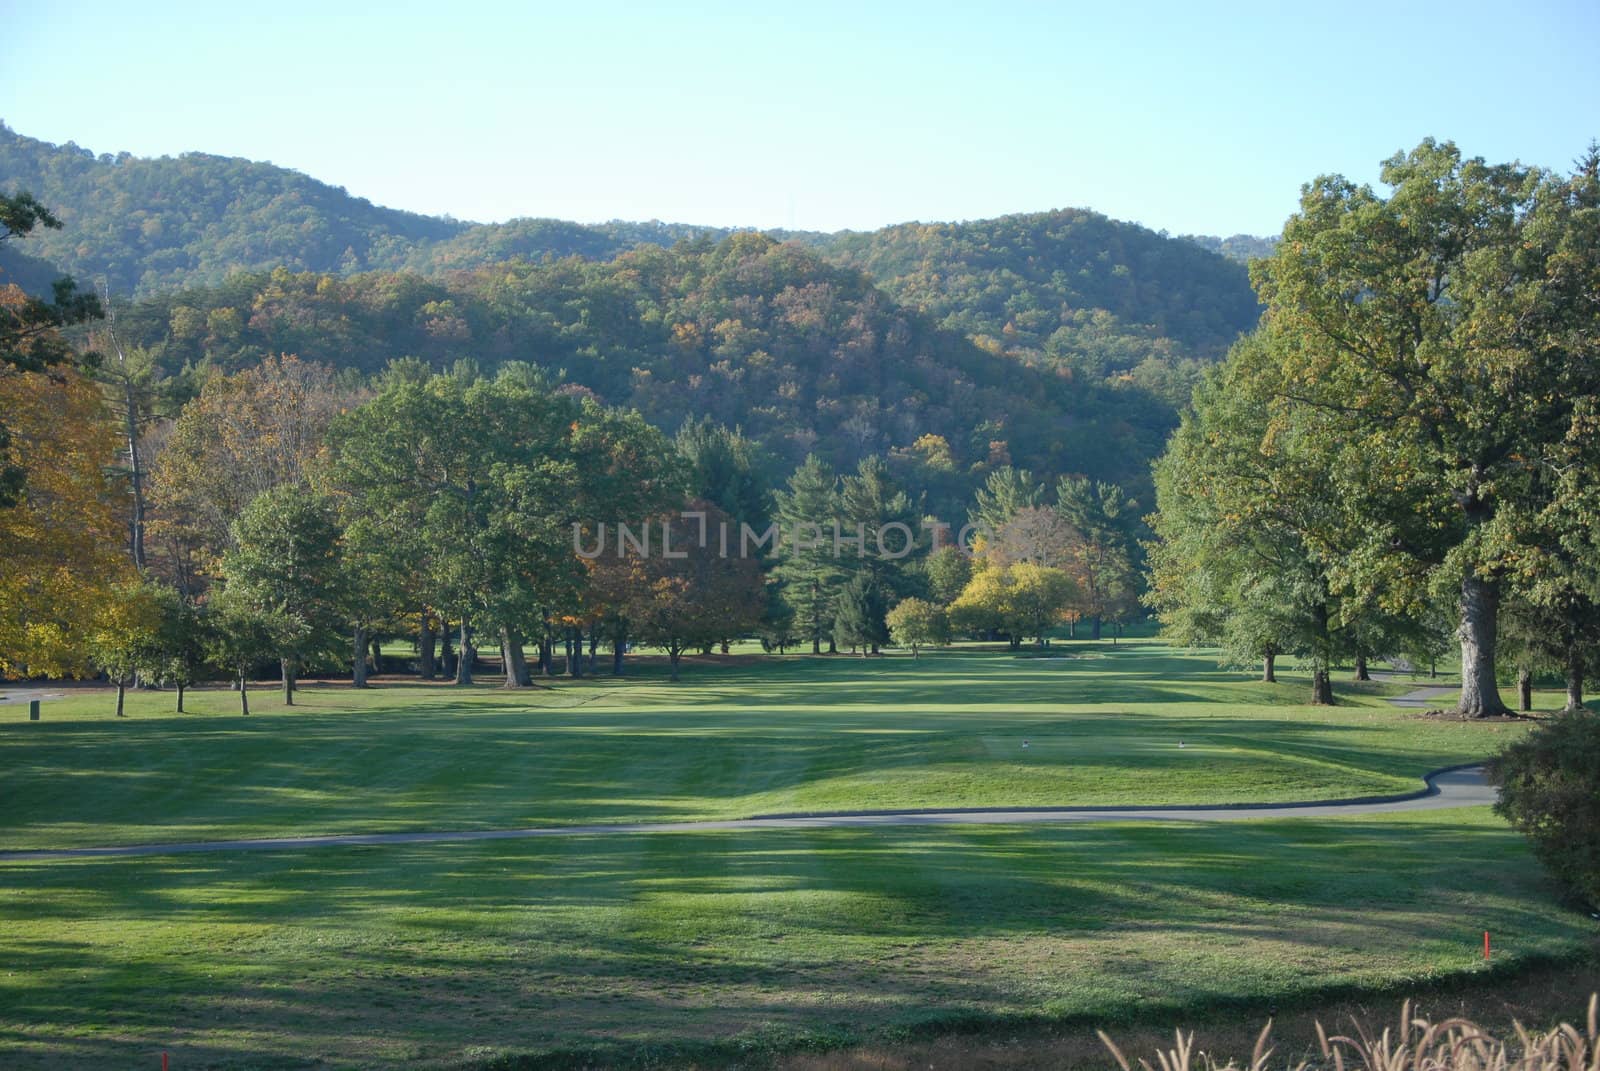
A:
[4, 253, 1146, 703]
[1147, 140, 1600, 716]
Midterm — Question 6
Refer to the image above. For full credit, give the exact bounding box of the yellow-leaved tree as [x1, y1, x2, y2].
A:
[0, 367, 132, 676]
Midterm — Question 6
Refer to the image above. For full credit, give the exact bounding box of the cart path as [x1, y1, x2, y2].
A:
[0, 766, 1494, 862]
[0, 680, 1495, 862]
[1372, 672, 1459, 709]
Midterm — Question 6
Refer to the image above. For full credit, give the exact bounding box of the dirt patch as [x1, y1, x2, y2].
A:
[1411, 708, 1540, 723]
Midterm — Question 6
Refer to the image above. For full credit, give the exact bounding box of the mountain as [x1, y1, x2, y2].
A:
[0, 122, 466, 294]
[819, 211, 1262, 373]
[0, 122, 761, 295]
[114, 233, 1183, 500]
[0, 125, 1265, 359]
[1182, 233, 1279, 263]
[2, 123, 1267, 499]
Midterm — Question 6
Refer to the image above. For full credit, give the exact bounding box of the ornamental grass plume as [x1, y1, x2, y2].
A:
[1097, 996, 1600, 1071]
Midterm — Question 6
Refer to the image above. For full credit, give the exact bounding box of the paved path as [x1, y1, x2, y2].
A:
[0, 766, 1493, 862]
[1372, 672, 1458, 710]
[0, 675, 1495, 863]
[0, 689, 64, 706]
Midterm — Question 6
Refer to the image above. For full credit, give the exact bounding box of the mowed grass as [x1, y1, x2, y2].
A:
[2, 644, 1594, 1068]
[0, 810, 1594, 1069]
[0, 644, 1526, 851]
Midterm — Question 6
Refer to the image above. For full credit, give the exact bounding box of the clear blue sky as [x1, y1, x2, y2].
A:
[4, 0, 1597, 237]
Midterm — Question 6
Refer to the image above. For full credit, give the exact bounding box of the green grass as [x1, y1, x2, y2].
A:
[0, 809, 1593, 1068]
[2, 643, 1591, 1069]
[2, 644, 1526, 850]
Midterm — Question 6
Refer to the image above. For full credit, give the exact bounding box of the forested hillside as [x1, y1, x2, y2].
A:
[112, 234, 1178, 499]
[393, 217, 744, 274]
[1, 126, 1262, 359]
[820, 211, 1262, 379]
[1181, 233, 1279, 263]
[0, 123, 466, 293]
[3, 123, 1266, 498]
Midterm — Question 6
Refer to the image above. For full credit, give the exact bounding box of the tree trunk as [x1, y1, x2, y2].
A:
[912, 644, 920, 659]
[612, 632, 626, 676]
[440, 622, 455, 680]
[419, 613, 436, 680]
[1091, 616, 1102, 640]
[1069, 619, 1077, 639]
[811, 631, 821, 655]
[1310, 665, 1334, 706]
[827, 638, 836, 654]
[1309, 601, 1335, 705]
[238, 672, 250, 716]
[1353, 651, 1370, 682]
[501, 628, 529, 688]
[176, 682, 185, 713]
[1517, 668, 1533, 712]
[1263, 651, 1277, 683]
[124, 378, 147, 569]
[281, 658, 296, 705]
[588, 629, 599, 675]
[669, 649, 681, 682]
[1566, 653, 1585, 713]
[353, 626, 370, 688]
[455, 621, 474, 685]
[1457, 573, 1509, 717]
[115, 678, 126, 718]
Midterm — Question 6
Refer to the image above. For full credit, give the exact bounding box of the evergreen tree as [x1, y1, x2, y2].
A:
[970, 466, 1044, 535]
[1055, 477, 1139, 640]
[832, 572, 888, 656]
[773, 455, 844, 654]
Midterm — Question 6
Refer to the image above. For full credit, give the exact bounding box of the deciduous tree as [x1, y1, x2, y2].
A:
[625, 503, 765, 680]
[886, 596, 949, 657]
[0, 368, 130, 676]
[222, 486, 347, 704]
[1249, 140, 1600, 716]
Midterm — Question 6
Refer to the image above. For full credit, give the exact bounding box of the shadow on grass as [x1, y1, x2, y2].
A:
[0, 813, 1593, 1069]
[0, 645, 1504, 856]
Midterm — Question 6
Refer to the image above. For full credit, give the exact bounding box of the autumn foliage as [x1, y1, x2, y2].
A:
[0, 367, 132, 675]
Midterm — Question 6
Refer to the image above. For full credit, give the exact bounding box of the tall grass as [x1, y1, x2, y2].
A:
[1098, 996, 1600, 1071]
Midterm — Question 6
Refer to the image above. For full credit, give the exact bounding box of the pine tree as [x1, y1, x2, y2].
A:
[774, 455, 844, 654]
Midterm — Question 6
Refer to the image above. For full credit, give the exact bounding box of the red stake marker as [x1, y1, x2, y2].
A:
[162, 1053, 168, 1071]
[1484, 931, 1491, 960]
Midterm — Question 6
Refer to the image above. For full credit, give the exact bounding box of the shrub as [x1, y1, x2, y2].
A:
[1491, 709, 1600, 908]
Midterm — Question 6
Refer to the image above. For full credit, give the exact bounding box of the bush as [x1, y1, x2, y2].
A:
[1491, 709, 1600, 907]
